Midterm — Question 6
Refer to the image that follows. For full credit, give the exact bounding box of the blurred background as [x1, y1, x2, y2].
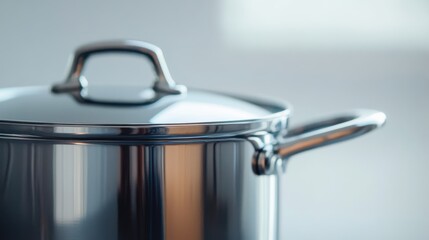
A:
[0, 0, 428, 239]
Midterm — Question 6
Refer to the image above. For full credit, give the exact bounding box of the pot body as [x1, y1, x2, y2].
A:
[0, 138, 279, 240]
[0, 39, 387, 240]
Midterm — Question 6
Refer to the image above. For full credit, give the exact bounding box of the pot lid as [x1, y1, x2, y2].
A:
[0, 40, 289, 140]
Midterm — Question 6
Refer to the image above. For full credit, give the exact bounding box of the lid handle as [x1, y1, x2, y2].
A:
[52, 40, 186, 105]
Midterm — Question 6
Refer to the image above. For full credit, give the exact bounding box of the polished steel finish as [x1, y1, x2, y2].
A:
[0, 111, 287, 140]
[0, 39, 387, 240]
[0, 109, 386, 240]
[277, 110, 386, 159]
[0, 86, 290, 139]
[252, 110, 387, 175]
[52, 40, 186, 105]
[0, 40, 292, 139]
[0, 85, 287, 127]
[0, 139, 279, 240]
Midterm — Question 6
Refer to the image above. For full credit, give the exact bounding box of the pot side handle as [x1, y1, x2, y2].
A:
[276, 109, 386, 160]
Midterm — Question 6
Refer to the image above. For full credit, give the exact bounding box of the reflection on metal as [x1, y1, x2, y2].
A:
[0, 38, 388, 240]
[52, 40, 186, 106]
[252, 110, 386, 175]
[257, 175, 278, 240]
[54, 145, 87, 224]
[0, 111, 385, 239]
[277, 110, 386, 159]
[164, 145, 203, 240]
[0, 140, 280, 240]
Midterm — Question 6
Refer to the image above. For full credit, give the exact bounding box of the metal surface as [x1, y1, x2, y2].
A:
[52, 40, 186, 105]
[253, 110, 387, 175]
[0, 87, 290, 140]
[0, 86, 288, 139]
[0, 139, 279, 240]
[0, 86, 286, 126]
[0, 41, 292, 139]
[0, 109, 386, 240]
[0, 40, 387, 240]
[277, 110, 386, 159]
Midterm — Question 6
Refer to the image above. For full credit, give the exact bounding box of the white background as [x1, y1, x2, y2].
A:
[0, 1, 428, 239]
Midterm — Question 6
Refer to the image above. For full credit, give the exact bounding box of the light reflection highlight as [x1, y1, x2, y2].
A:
[54, 145, 87, 224]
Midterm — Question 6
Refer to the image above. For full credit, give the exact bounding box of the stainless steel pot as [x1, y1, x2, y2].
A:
[0, 40, 386, 240]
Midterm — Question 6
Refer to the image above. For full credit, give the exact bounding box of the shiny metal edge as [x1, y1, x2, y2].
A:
[252, 109, 387, 175]
[0, 86, 291, 140]
[0, 115, 287, 140]
[52, 40, 187, 105]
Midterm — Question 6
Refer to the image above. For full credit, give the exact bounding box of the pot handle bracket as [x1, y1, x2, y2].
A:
[52, 40, 187, 106]
[253, 109, 386, 175]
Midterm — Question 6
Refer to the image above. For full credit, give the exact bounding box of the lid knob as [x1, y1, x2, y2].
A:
[52, 40, 187, 106]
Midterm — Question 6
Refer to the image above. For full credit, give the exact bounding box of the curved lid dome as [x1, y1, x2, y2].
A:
[0, 86, 286, 125]
[0, 40, 289, 140]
